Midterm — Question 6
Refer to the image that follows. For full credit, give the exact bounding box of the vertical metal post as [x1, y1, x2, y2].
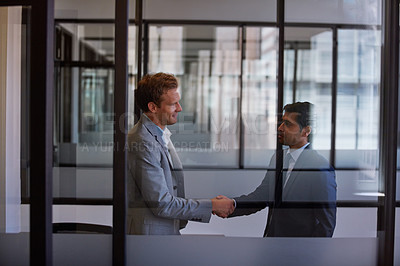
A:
[377, 0, 399, 265]
[113, 0, 129, 265]
[292, 46, 298, 103]
[30, 0, 54, 265]
[276, 0, 285, 154]
[134, 0, 143, 123]
[272, 0, 285, 208]
[330, 27, 338, 168]
[239, 25, 245, 169]
[143, 21, 149, 77]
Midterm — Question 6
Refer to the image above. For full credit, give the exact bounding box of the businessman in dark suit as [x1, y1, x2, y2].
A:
[228, 102, 337, 237]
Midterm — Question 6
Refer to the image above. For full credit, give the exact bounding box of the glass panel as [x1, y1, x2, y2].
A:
[242, 27, 278, 167]
[128, 0, 136, 20]
[143, 0, 276, 22]
[336, 29, 380, 171]
[55, 0, 117, 19]
[53, 21, 116, 233]
[54, 23, 115, 200]
[148, 25, 241, 167]
[55, 23, 115, 63]
[0, 5, 30, 265]
[335, 29, 380, 211]
[284, 27, 332, 157]
[286, 0, 382, 25]
[79, 67, 115, 146]
[127, 236, 378, 264]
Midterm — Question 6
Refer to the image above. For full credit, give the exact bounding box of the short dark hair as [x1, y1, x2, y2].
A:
[283, 102, 314, 142]
[283, 101, 313, 129]
[135, 73, 178, 112]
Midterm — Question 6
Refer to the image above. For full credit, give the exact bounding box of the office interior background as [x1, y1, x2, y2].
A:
[1, 0, 400, 265]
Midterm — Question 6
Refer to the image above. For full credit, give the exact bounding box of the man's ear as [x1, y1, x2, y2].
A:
[148, 102, 158, 113]
[302, 126, 311, 137]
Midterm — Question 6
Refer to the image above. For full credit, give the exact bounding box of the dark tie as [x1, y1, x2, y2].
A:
[274, 151, 291, 206]
[282, 153, 292, 188]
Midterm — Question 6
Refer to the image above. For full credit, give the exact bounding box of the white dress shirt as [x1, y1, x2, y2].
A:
[283, 142, 310, 187]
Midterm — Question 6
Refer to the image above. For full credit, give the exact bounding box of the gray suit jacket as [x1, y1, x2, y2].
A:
[127, 115, 212, 235]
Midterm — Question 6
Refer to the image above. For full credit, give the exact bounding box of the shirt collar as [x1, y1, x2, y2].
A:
[142, 113, 170, 146]
[143, 113, 165, 134]
[287, 142, 310, 162]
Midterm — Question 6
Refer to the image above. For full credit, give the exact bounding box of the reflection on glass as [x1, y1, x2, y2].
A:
[335, 29, 380, 203]
[285, 0, 381, 25]
[54, 23, 117, 200]
[336, 30, 380, 152]
[55, 23, 116, 147]
[148, 25, 241, 167]
[284, 27, 332, 154]
[243, 27, 278, 167]
[56, 23, 115, 63]
[80, 68, 114, 144]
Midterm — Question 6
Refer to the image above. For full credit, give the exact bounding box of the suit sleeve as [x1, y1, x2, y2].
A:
[129, 141, 212, 223]
[311, 166, 337, 237]
[230, 156, 275, 217]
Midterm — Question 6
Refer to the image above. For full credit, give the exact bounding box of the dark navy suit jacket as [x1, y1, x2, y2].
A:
[231, 146, 337, 237]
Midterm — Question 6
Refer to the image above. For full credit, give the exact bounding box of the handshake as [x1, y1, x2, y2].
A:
[211, 195, 235, 218]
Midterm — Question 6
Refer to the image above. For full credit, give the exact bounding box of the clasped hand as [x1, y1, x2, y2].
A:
[211, 195, 235, 218]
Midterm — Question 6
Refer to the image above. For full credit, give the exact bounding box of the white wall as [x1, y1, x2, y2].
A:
[0, 6, 22, 233]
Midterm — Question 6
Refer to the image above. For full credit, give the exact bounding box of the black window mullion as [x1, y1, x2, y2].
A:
[113, 0, 129, 265]
[30, 0, 54, 265]
[142, 21, 148, 78]
[275, 0, 285, 172]
[134, 0, 144, 124]
[377, 0, 399, 265]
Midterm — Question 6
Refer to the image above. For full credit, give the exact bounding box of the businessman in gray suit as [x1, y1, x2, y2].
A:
[127, 72, 234, 235]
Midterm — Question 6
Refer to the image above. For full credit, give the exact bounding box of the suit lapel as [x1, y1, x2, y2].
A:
[140, 114, 185, 198]
[141, 115, 174, 168]
[283, 145, 310, 199]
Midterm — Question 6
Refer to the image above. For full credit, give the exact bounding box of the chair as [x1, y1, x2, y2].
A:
[52, 222, 112, 234]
